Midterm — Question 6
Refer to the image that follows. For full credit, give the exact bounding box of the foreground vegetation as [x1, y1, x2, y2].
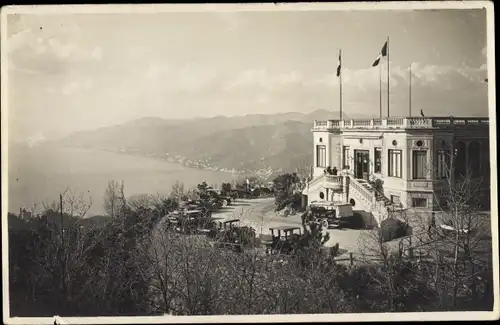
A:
[8, 175, 494, 316]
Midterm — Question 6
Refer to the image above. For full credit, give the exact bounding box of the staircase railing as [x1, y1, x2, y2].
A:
[367, 176, 395, 210]
[307, 174, 325, 189]
[324, 175, 343, 187]
[308, 174, 395, 221]
[348, 175, 375, 206]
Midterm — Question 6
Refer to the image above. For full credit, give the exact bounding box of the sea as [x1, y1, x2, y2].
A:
[7, 144, 240, 216]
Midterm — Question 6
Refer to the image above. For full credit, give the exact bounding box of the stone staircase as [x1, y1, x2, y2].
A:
[305, 173, 399, 226]
[346, 176, 398, 225]
[306, 174, 326, 192]
[356, 179, 394, 210]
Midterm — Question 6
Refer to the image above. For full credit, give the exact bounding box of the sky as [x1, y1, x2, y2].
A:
[5, 7, 489, 142]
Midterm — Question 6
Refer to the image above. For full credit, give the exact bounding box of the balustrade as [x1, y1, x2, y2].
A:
[324, 175, 343, 188]
[313, 117, 489, 130]
[348, 176, 374, 204]
[307, 174, 343, 190]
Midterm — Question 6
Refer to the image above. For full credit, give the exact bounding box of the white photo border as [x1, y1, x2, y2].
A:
[1, 1, 498, 323]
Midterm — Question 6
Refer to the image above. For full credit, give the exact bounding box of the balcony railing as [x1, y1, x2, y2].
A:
[306, 174, 343, 190]
[324, 175, 343, 188]
[313, 117, 489, 130]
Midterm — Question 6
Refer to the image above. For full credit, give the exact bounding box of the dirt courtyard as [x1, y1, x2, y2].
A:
[212, 198, 370, 258]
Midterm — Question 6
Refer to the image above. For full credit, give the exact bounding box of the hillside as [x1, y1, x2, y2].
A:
[176, 120, 314, 173]
[56, 109, 346, 176]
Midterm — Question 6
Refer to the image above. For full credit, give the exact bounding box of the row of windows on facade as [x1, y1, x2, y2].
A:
[316, 143, 485, 179]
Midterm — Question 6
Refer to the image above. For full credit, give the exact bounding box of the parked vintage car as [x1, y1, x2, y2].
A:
[305, 201, 355, 229]
[250, 186, 274, 198]
[166, 209, 218, 234]
[260, 226, 302, 255]
[179, 201, 213, 216]
[229, 189, 252, 199]
[209, 220, 257, 253]
[206, 189, 232, 207]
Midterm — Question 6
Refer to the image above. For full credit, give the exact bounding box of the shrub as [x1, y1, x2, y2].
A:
[273, 173, 300, 210]
[234, 226, 257, 247]
[379, 218, 409, 242]
[370, 178, 384, 198]
[290, 222, 331, 268]
[275, 192, 302, 212]
[213, 226, 257, 248]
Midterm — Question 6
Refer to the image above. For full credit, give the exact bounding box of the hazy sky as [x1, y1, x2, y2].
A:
[5, 7, 488, 141]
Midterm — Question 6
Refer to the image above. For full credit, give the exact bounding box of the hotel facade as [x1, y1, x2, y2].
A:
[302, 116, 491, 226]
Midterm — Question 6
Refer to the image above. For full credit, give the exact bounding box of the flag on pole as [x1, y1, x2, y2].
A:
[372, 41, 388, 67]
[336, 49, 342, 77]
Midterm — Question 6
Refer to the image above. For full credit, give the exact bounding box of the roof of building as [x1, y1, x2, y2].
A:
[313, 116, 489, 132]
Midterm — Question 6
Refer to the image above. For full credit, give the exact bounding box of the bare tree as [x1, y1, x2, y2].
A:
[356, 195, 414, 312]
[127, 193, 162, 211]
[408, 146, 493, 309]
[294, 157, 312, 190]
[63, 187, 93, 218]
[20, 189, 112, 313]
[170, 181, 185, 204]
[103, 180, 125, 219]
[356, 143, 493, 311]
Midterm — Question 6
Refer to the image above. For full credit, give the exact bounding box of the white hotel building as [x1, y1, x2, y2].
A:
[302, 116, 491, 226]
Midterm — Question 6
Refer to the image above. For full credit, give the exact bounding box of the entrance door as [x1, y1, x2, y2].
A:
[354, 150, 370, 180]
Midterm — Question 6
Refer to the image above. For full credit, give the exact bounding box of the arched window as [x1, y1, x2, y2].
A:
[436, 149, 451, 179]
[454, 141, 467, 179]
[468, 141, 481, 177]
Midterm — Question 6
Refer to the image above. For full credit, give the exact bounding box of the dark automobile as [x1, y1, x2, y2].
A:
[260, 226, 302, 255]
[305, 201, 355, 229]
[206, 189, 232, 207]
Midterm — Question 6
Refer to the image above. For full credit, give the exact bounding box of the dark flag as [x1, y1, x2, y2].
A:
[372, 41, 388, 67]
[336, 49, 342, 77]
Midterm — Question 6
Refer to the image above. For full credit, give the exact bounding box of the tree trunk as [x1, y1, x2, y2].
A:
[452, 232, 460, 307]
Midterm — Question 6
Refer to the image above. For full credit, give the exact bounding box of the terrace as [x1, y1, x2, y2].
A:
[313, 117, 489, 131]
[307, 174, 343, 191]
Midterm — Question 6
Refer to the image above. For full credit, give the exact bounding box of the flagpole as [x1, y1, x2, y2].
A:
[379, 61, 382, 119]
[409, 63, 412, 117]
[387, 36, 390, 118]
[340, 49, 343, 121]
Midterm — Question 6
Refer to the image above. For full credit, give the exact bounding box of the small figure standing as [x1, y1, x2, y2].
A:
[326, 166, 332, 175]
[332, 166, 338, 176]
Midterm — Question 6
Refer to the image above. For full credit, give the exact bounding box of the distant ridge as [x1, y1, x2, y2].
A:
[56, 109, 347, 176]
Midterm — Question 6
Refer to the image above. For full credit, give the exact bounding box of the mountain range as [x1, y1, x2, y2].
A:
[55, 109, 348, 177]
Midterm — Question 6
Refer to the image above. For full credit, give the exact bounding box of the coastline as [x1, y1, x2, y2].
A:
[58, 145, 279, 180]
[8, 143, 249, 216]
